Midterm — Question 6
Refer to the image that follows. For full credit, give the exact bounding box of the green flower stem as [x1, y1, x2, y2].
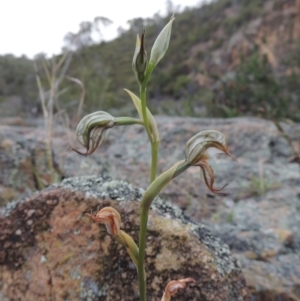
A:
[140, 62, 158, 184]
[140, 86, 152, 144]
[138, 160, 188, 301]
[141, 160, 188, 211]
[150, 141, 159, 183]
[115, 117, 144, 126]
[137, 63, 158, 301]
[138, 208, 148, 301]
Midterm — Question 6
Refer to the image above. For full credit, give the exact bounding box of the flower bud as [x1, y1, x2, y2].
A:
[149, 16, 175, 67]
[161, 278, 195, 301]
[72, 111, 115, 155]
[132, 29, 148, 84]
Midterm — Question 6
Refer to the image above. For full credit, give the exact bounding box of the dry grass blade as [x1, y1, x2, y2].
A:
[33, 62, 48, 120]
[33, 61, 54, 177]
[33, 49, 74, 183]
[66, 76, 85, 125]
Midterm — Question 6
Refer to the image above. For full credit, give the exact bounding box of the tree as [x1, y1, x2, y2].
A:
[64, 16, 112, 50]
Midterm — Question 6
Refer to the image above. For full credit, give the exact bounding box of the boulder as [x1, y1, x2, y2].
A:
[0, 176, 249, 301]
[209, 186, 300, 301]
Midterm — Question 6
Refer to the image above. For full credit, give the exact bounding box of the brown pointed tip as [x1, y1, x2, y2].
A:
[71, 147, 88, 156]
[226, 150, 238, 162]
[210, 183, 230, 196]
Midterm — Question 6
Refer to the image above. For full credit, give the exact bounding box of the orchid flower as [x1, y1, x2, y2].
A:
[161, 278, 195, 301]
[87, 206, 141, 273]
[72, 111, 115, 156]
[87, 206, 121, 236]
[72, 111, 143, 156]
[185, 130, 237, 194]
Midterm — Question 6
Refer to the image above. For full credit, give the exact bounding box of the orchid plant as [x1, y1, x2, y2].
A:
[73, 16, 235, 301]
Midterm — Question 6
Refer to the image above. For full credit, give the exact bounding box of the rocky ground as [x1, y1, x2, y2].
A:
[0, 116, 300, 300]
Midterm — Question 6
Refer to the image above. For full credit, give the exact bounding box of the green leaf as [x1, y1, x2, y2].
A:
[124, 89, 159, 142]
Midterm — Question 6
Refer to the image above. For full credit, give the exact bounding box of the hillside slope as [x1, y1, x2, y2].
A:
[1, 0, 300, 119]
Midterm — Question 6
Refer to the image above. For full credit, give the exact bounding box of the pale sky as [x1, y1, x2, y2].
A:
[0, 0, 204, 58]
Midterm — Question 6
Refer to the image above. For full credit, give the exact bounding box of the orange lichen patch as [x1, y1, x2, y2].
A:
[36, 200, 103, 300]
[243, 268, 285, 297]
[149, 215, 215, 273]
[0, 185, 17, 206]
[0, 138, 15, 150]
[0, 194, 107, 301]
[273, 229, 294, 245]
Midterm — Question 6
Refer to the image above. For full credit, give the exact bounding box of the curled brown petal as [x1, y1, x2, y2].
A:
[72, 126, 110, 155]
[198, 161, 228, 196]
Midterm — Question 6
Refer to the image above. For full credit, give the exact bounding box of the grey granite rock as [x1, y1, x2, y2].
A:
[0, 116, 300, 300]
